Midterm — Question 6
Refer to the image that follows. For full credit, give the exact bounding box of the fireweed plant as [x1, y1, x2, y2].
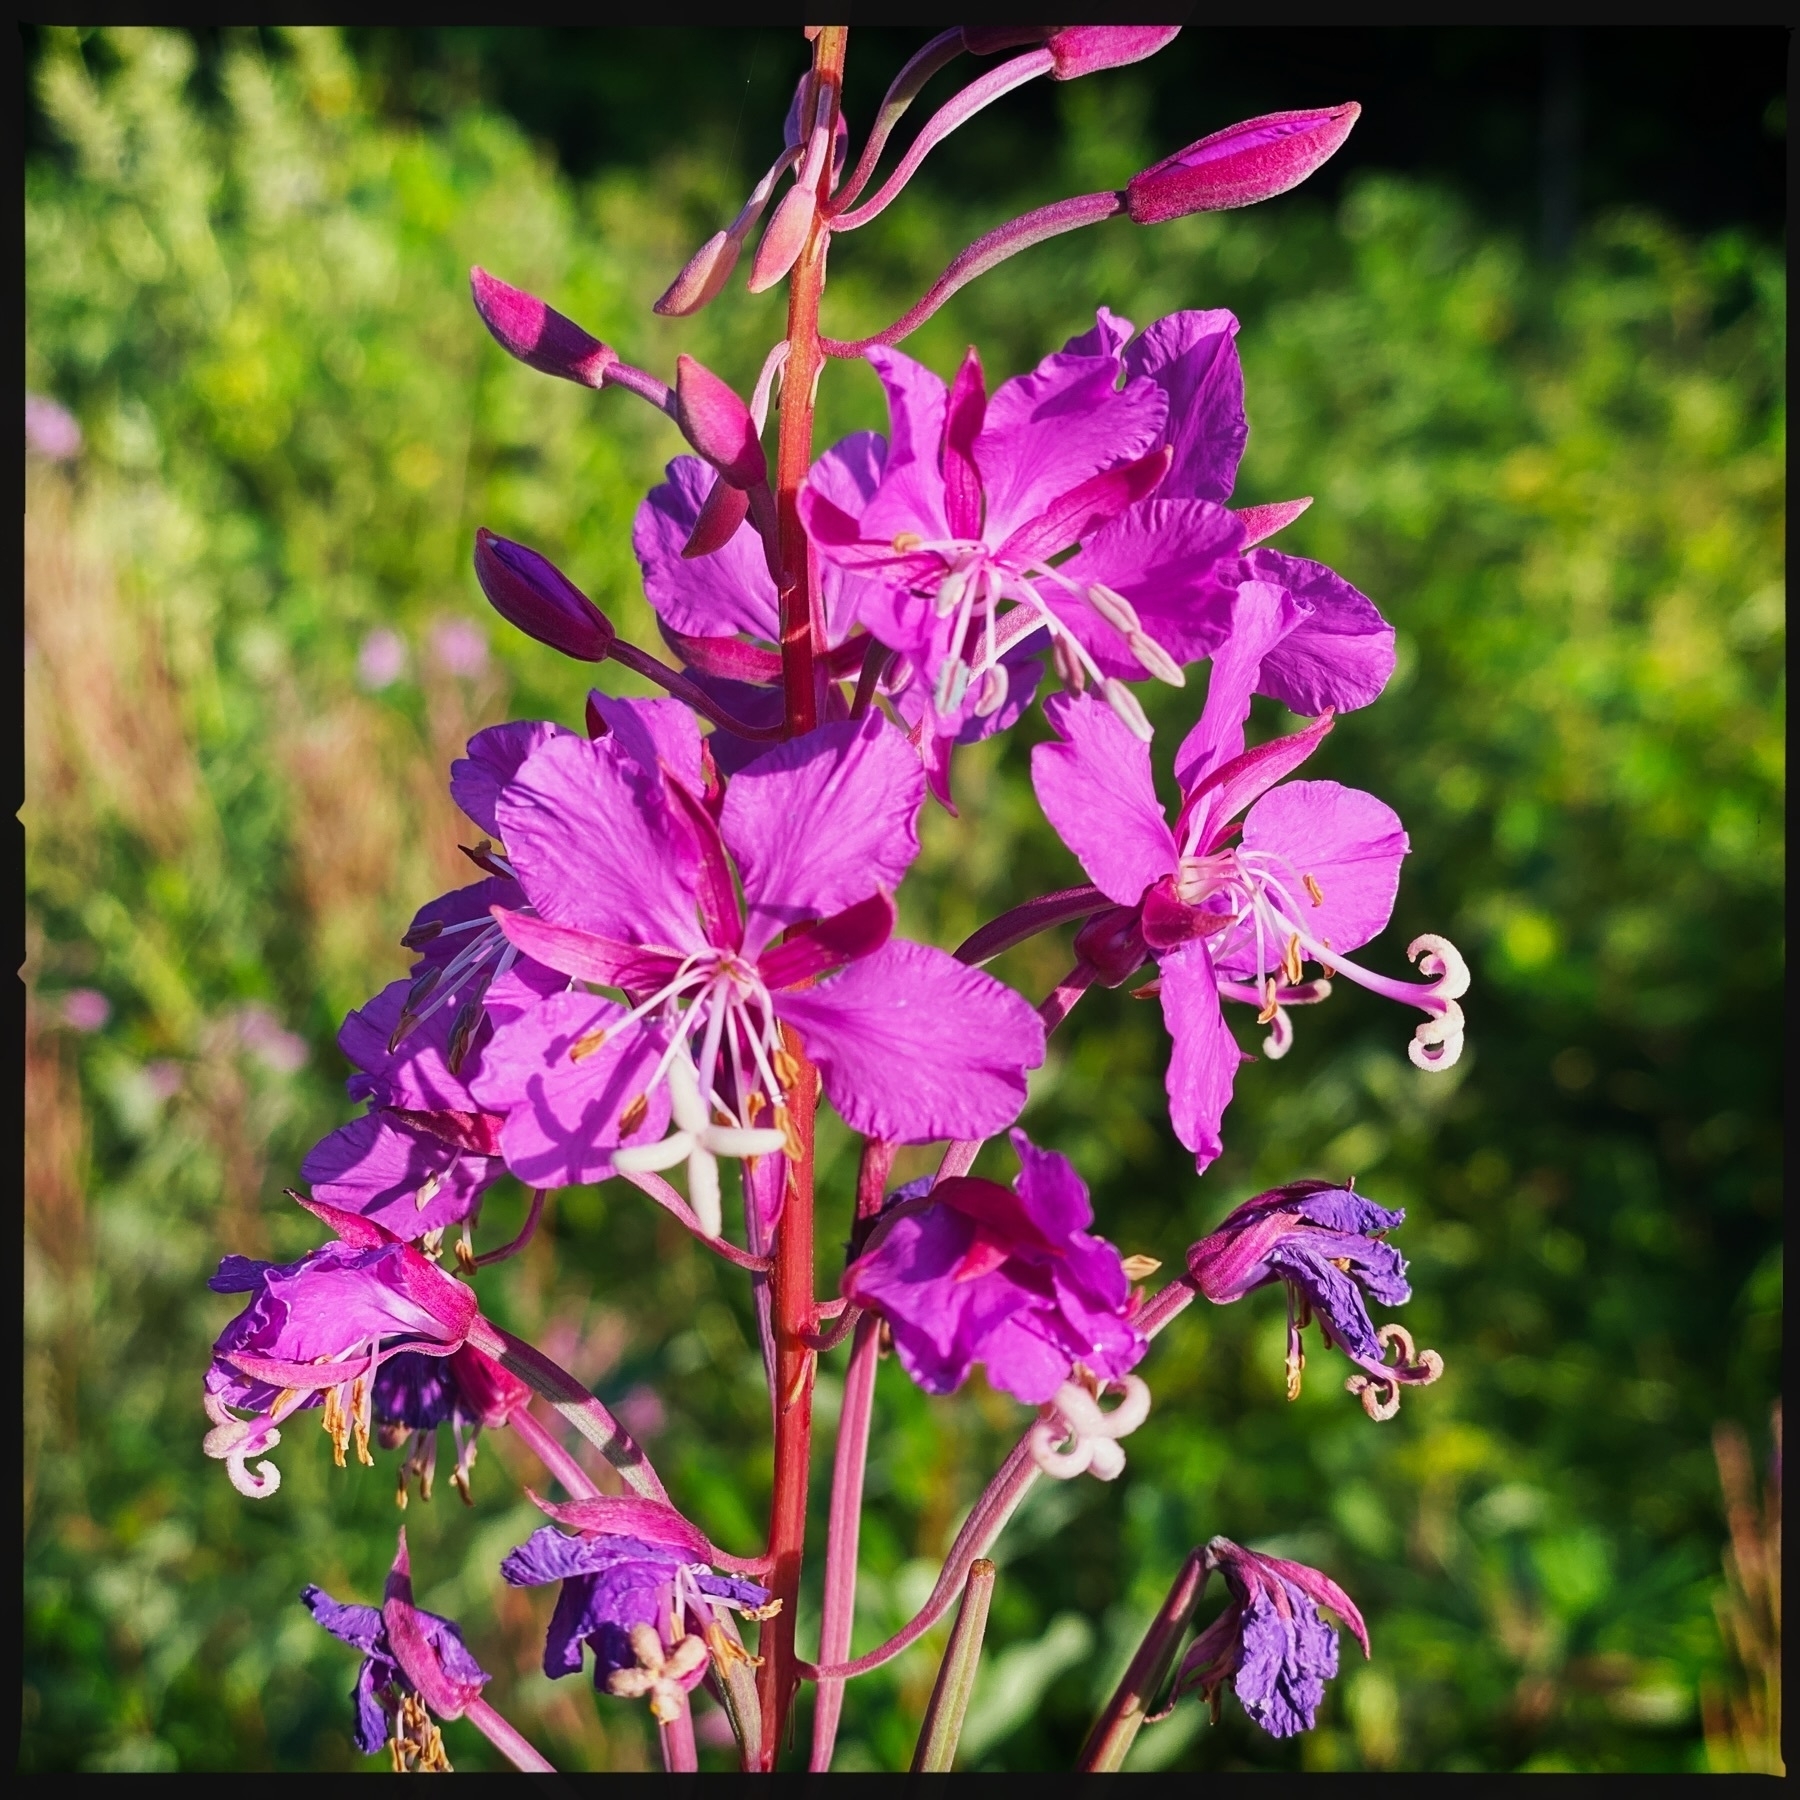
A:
[201, 27, 1473, 1772]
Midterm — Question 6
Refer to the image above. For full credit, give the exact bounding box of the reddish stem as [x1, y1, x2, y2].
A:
[462, 1696, 556, 1773]
[659, 1689, 700, 1772]
[809, 1311, 881, 1768]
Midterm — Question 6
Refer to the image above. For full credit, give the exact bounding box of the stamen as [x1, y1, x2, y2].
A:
[1281, 934, 1304, 987]
[1258, 979, 1280, 1026]
[1304, 873, 1325, 906]
[892, 532, 924, 553]
[1084, 582, 1141, 635]
[619, 1093, 649, 1135]
[1100, 677, 1154, 742]
[1126, 628, 1186, 687]
[413, 1172, 441, 1213]
[1052, 635, 1087, 692]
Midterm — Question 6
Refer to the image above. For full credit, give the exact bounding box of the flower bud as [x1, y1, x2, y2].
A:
[469, 267, 616, 387]
[673, 355, 767, 489]
[473, 529, 614, 662]
[1125, 103, 1360, 225]
[1047, 27, 1181, 81]
[747, 178, 817, 294]
[682, 475, 751, 559]
[654, 230, 740, 318]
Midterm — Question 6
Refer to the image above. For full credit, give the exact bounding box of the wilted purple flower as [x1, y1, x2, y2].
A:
[60, 988, 111, 1032]
[26, 393, 82, 461]
[304, 1528, 491, 1764]
[358, 627, 409, 691]
[500, 1494, 770, 1715]
[1189, 1182, 1443, 1418]
[470, 705, 1045, 1233]
[430, 616, 490, 678]
[1033, 579, 1468, 1170]
[1173, 1536, 1368, 1738]
[374, 1343, 532, 1504]
[203, 1195, 478, 1497]
[843, 1129, 1145, 1405]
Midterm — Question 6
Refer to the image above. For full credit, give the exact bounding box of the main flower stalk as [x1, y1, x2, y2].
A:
[756, 25, 847, 1763]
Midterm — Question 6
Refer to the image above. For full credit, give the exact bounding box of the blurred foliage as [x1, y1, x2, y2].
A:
[23, 26, 1781, 1774]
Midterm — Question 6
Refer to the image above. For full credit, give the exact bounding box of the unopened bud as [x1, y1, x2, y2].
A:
[473, 528, 614, 662]
[674, 355, 766, 489]
[469, 268, 616, 387]
[683, 477, 751, 558]
[1125, 104, 1361, 225]
[654, 230, 740, 318]
[1047, 26, 1181, 81]
[747, 179, 817, 294]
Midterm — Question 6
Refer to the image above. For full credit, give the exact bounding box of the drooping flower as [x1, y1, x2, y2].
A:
[499, 1493, 771, 1716]
[470, 708, 1046, 1233]
[1032, 579, 1468, 1171]
[304, 1528, 491, 1766]
[203, 1195, 478, 1497]
[843, 1128, 1145, 1405]
[374, 1344, 533, 1505]
[1172, 1537, 1368, 1739]
[1188, 1182, 1444, 1418]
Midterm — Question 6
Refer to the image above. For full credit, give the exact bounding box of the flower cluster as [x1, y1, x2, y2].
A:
[203, 28, 1474, 1772]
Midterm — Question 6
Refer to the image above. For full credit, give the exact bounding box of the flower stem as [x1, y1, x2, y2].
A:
[809, 1311, 881, 1769]
[504, 1401, 599, 1501]
[1077, 1547, 1210, 1771]
[462, 1696, 556, 1773]
[658, 1689, 700, 1772]
[911, 1558, 997, 1771]
[756, 1031, 823, 1763]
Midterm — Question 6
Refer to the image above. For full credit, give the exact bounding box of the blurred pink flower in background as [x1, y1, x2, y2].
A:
[231, 1003, 308, 1074]
[144, 1060, 186, 1101]
[429, 616, 490, 678]
[615, 1384, 667, 1441]
[26, 393, 82, 461]
[61, 988, 111, 1032]
[356, 627, 409, 690]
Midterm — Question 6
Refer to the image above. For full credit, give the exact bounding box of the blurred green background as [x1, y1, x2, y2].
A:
[22, 26, 1782, 1774]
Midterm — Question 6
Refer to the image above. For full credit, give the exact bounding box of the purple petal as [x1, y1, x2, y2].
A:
[808, 431, 893, 642]
[971, 1308, 1085, 1404]
[405, 876, 526, 966]
[451, 721, 571, 835]
[211, 1254, 271, 1293]
[1060, 306, 1135, 360]
[496, 733, 705, 952]
[853, 347, 951, 548]
[1121, 310, 1246, 503]
[1225, 780, 1407, 971]
[775, 940, 1044, 1143]
[586, 692, 705, 797]
[634, 456, 780, 640]
[340, 979, 481, 1112]
[1247, 549, 1395, 715]
[1286, 1185, 1406, 1239]
[1172, 580, 1305, 794]
[501, 1525, 680, 1587]
[302, 1586, 386, 1652]
[1158, 940, 1248, 1173]
[758, 890, 896, 990]
[469, 994, 673, 1189]
[1233, 1580, 1339, 1738]
[1032, 691, 1176, 906]
[1053, 499, 1243, 674]
[1175, 714, 1332, 851]
[1008, 1128, 1096, 1243]
[974, 349, 1167, 543]
[301, 1114, 499, 1237]
[721, 715, 922, 955]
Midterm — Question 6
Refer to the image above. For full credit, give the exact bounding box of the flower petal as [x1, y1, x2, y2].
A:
[301, 1114, 499, 1237]
[1226, 779, 1408, 971]
[1158, 940, 1249, 1172]
[722, 714, 922, 954]
[634, 456, 780, 640]
[853, 347, 952, 548]
[775, 940, 1044, 1143]
[1248, 549, 1395, 715]
[975, 348, 1167, 542]
[1172, 579, 1306, 794]
[1032, 690, 1177, 906]
[451, 721, 572, 835]
[585, 692, 706, 797]
[497, 733, 705, 952]
[469, 993, 673, 1189]
[1121, 309, 1246, 503]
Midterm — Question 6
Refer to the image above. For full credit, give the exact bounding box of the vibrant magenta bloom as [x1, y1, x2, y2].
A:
[1126, 105, 1362, 225]
[843, 1129, 1145, 1404]
[204, 1197, 477, 1496]
[1173, 1537, 1368, 1738]
[305, 1529, 490, 1759]
[470, 707, 1045, 1220]
[798, 324, 1179, 740]
[1033, 580, 1467, 1170]
[500, 1495, 769, 1708]
[1189, 1182, 1443, 1416]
